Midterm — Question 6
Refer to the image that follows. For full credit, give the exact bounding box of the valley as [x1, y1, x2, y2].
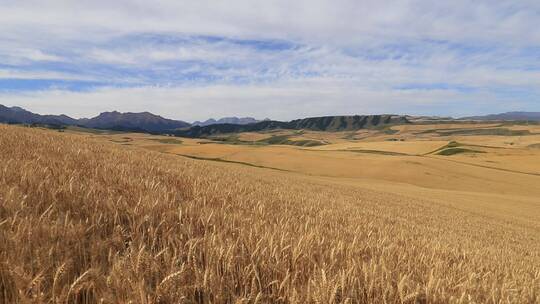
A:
[3, 2, 540, 302]
[63, 121, 540, 229]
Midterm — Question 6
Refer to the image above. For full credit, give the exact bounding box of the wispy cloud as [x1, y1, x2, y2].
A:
[0, 1, 539, 119]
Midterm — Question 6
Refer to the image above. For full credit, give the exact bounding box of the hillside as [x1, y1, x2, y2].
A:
[1, 105, 409, 136]
[0, 104, 190, 133]
[177, 114, 409, 137]
[0, 124, 538, 303]
[79, 111, 190, 133]
[0, 104, 78, 125]
[461, 111, 540, 121]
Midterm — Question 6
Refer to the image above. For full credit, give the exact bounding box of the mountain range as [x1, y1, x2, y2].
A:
[175, 115, 409, 138]
[192, 117, 261, 126]
[2, 104, 540, 137]
[77, 111, 190, 132]
[0, 105, 79, 126]
[460, 112, 540, 121]
[0, 105, 190, 133]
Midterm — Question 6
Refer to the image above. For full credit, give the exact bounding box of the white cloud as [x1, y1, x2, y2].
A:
[0, 78, 535, 121]
[0, 69, 95, 81]
[1, 1, 539, 46]
[0, 1, 539, 117]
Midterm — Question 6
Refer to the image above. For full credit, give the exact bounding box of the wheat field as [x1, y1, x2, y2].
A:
[0, 124, 539, 303]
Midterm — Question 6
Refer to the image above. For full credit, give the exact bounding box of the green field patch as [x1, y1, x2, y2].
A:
[436, 128, 530, 136]
[205, 133, 326, 147]
[425, 141, 461, 154]
[150, 138, 184, 144]
[257, 135, 325, 147]
[110, 137, 133, 143]
[383, 129, 399, 135]
[344, 149, 409, 156]
[436, 147, 485, 156]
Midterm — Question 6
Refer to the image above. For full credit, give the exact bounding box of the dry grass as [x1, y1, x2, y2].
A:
[0, 124, 539, 303]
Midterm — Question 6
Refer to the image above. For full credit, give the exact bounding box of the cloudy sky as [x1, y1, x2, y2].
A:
[1, 1, 539, 121]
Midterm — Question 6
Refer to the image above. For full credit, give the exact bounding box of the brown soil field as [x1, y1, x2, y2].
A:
[1, 123, 539, 303]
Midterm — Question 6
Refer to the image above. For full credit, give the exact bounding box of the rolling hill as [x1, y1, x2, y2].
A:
[461, 111, 540, 121]
[1, 124, 538, 303]
[176, 115, 409, 137]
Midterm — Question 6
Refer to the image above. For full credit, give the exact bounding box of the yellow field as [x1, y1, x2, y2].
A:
[92, 123, 540, 204]
[65, 123, 540, 242]
[1, 123, 539, 303]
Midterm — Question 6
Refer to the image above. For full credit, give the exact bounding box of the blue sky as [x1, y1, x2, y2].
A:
[0, 1, 539, 121]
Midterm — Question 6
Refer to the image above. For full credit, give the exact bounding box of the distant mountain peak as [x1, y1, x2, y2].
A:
[192, 117, 261, 126]
[82, 111, 190, 132]
[178, 114, 410, 138]
[10, 106, 27, 112]
[0, 104, 191, 133]
[0, 104, 77, 125]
